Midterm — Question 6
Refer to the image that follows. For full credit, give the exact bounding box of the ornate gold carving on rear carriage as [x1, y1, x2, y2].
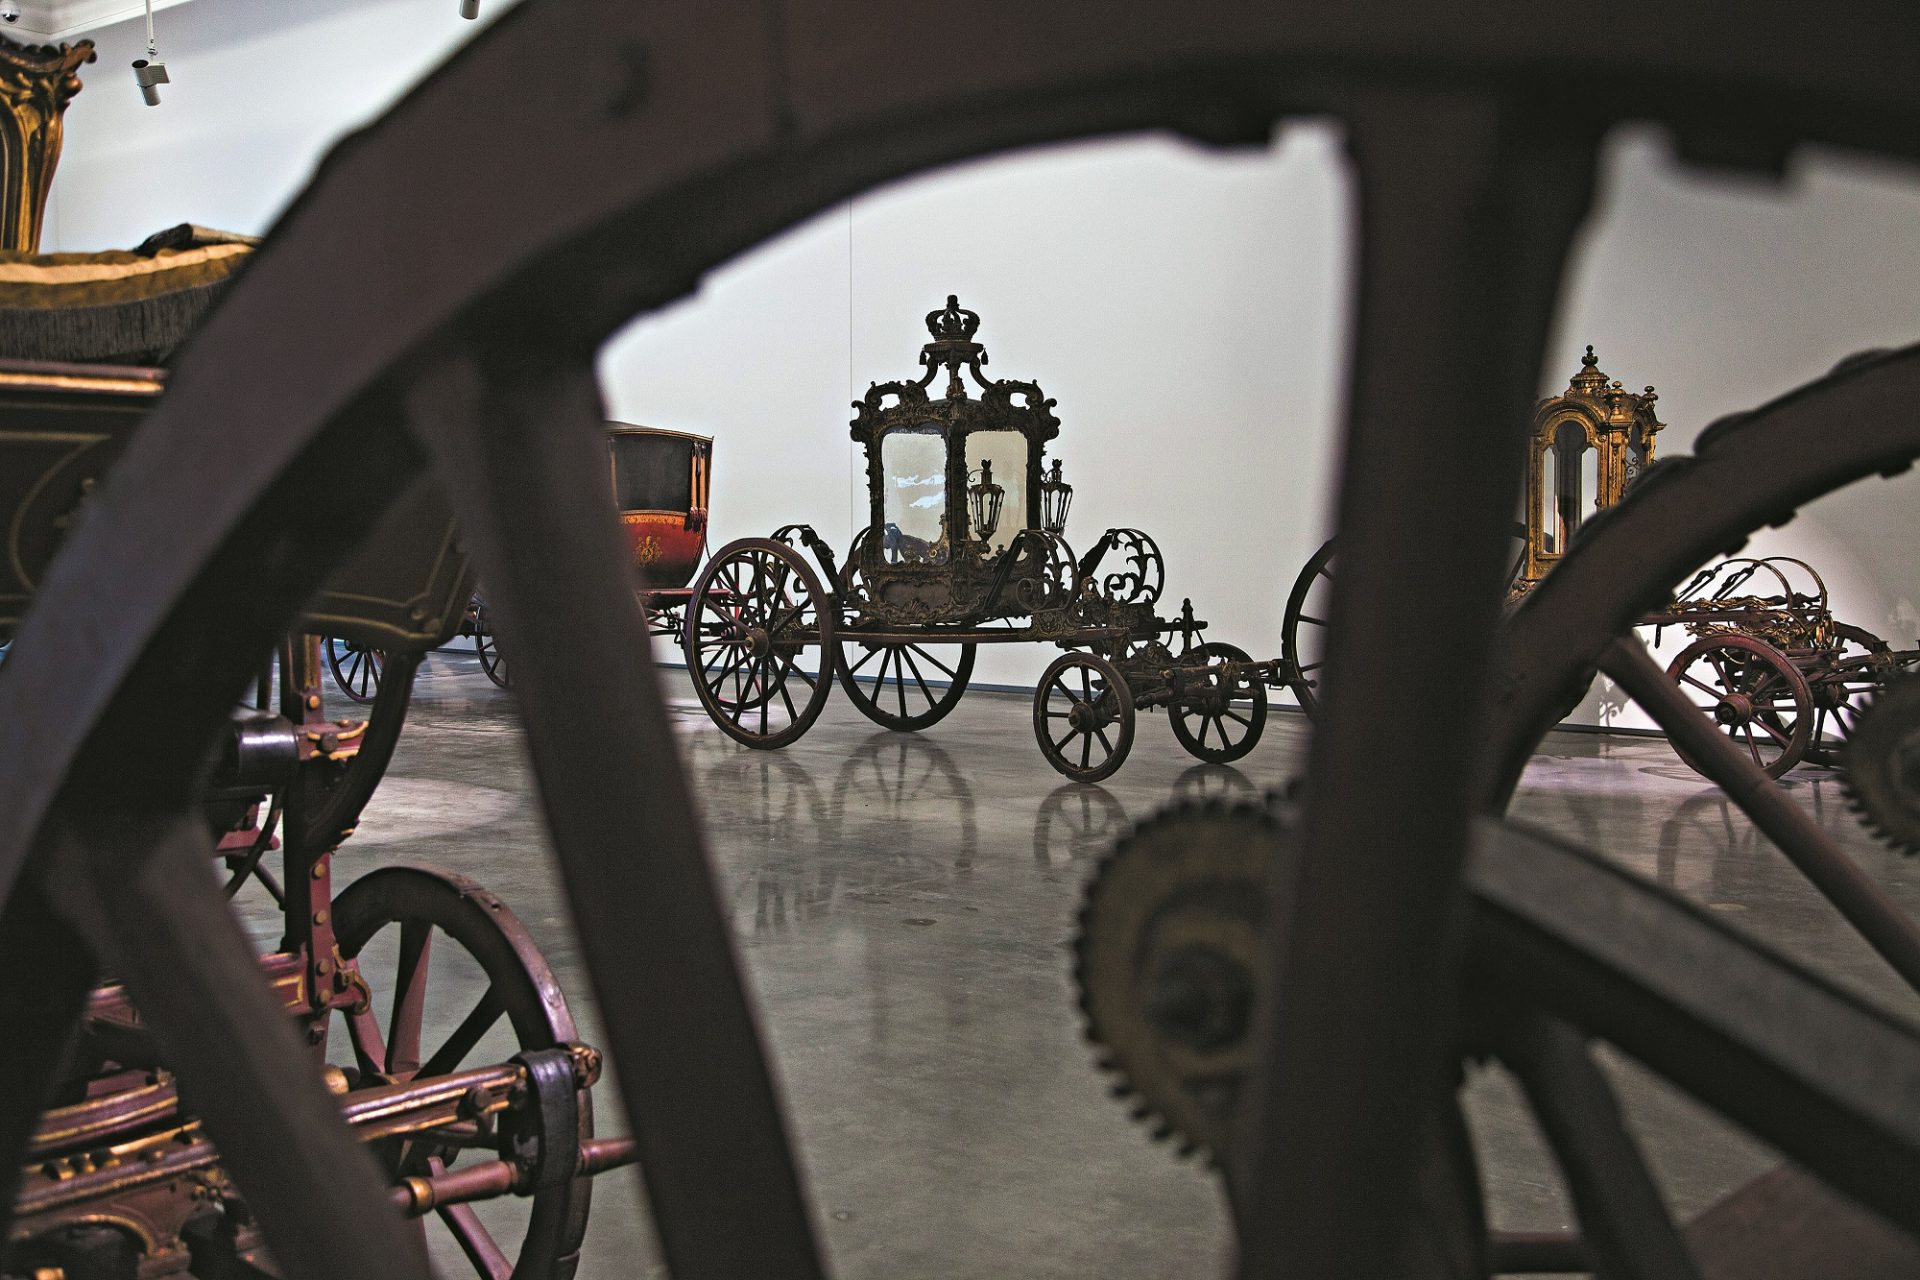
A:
[0, 34, 93, 253]
[1518, 346, 1664, 596]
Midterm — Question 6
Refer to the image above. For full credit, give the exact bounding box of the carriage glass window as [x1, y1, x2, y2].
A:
[610, 434, 694, 513]
[965, 430, 1029, 555]
[880, 427, 950, 565]
[1548, 420, 1595, 554]
[1538, 440, 1559, 554]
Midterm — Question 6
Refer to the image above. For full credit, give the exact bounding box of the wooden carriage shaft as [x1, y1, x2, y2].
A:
[402, 345, 827, 1280]
[1237, 93, 1600, 1277]
[1600, 637, 1920, 990]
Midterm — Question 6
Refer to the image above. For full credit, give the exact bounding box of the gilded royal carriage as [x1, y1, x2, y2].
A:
[1283, 348, 1920, 777]
[682, 297, 1284, 780]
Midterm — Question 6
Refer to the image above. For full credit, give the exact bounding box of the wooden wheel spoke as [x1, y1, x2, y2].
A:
[345, 999, 389, 1080]
[386, 920, 434, 1078]
[1678, 672, 1724, 699]
[417, 988, 505, 1080]
[847, 645, 884, 676]
[437, 1195, 514, 1280]
[909, 645, 959, 680]
[1754, 716, 1796, 746]
[901, 651, 938, 704]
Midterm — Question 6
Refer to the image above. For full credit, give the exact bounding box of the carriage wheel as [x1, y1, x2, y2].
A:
[1666, 634, 1815, 779]
[1168, 641, 1268, 764]
[326, 635, 385, 704]
[1033, 651, 1135, 782]
[474, 603, 510, 689]
[835, 638, 976, 732]
[685, 538, 835, 749]
[1280, 539, 1335, 718]
[332, 864, 591, 1280]
[1806, 621, 1892, 764]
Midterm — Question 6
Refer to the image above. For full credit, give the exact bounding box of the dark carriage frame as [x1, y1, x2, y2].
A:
[0, 357, 633, 1275]
[1, 3, 1918, 1279]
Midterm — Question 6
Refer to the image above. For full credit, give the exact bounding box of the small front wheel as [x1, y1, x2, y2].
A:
[1168, 641, 1267, 763]
[1033, 651, 1135, 782]
[473, 600, 511, 689]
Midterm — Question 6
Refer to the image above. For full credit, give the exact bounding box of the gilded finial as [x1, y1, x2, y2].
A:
[1570, 344, 1610, 397]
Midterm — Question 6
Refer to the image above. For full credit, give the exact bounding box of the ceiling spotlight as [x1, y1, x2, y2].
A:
[133, 58, 169, 106]
[459, 0, 480, 17]
[0, 5, 20, 25]
[133, 0, 168, 106]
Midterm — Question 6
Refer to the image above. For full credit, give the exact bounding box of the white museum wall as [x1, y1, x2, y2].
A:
[39, 0, 1920, 728]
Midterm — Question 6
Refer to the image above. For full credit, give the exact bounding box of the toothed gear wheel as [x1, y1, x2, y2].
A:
[1842, 673, 1920, 855]
[1073, 800, 1294, 1162]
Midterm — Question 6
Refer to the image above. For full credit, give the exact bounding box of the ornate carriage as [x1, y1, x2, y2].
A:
[682, 297, 1283, 780]
[1283, 348, 1920, 777]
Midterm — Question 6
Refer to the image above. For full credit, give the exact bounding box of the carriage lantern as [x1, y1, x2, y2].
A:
[969, 458, 1005, 543]
[1040, 457, 1073, 535]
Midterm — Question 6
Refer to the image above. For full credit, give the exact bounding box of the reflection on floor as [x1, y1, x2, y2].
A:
[270, 649, 1919, 1278]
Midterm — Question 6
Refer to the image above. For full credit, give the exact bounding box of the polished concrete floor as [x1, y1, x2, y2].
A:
[253, 650, 1920, 1278]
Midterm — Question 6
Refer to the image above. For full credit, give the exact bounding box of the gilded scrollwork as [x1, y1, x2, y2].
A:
[0, 35, 95, 252]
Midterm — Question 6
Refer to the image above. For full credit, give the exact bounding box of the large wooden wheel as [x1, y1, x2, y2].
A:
[0, 4, 1915, 1279]
[332, 864, 592, 1280]
[1665, 633, 1815, 780]
[1279, 539, 1335, 717]
[1807, 621, 1894, 763]
[326, 634, 385, 704]
[834, 637, 975, 732]
[684, 537, 835, 749]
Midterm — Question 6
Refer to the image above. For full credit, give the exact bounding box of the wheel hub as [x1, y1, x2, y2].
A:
[1716, 693, 1755, 726]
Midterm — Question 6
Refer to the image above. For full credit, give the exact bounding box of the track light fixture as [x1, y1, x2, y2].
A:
[132, 0, 168, 106]
[459, 0, 480, 17]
